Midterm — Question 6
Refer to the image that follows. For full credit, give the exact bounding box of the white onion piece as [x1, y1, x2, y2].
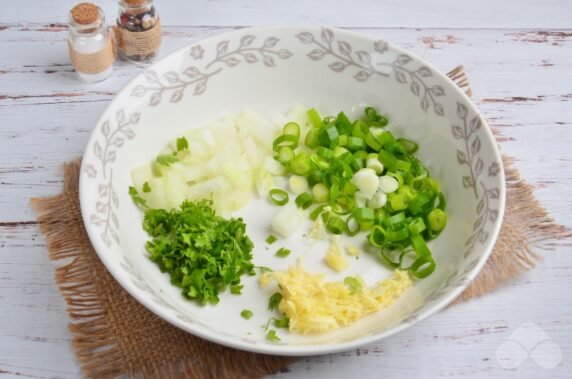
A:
[271, 204, 304, 238]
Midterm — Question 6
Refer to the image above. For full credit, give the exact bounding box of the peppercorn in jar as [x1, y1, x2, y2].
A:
[115, 0, 161, 64]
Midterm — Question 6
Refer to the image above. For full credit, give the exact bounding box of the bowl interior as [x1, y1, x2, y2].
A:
[80, 26, 505, 355]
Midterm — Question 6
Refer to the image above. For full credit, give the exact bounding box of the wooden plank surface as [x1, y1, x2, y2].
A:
[1, 1, 571, 378]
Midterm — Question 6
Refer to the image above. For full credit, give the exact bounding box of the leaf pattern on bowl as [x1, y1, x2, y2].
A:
[295, 29, 390, 81]
[87, 108, 141, 247]
[131, 35, 293, 106]
[295, 28, 445, 116]
[450, 102, 500, 258]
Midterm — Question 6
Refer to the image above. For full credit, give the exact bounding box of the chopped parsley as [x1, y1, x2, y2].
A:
[142, 181, 151, 193]
[230, 284, 243, 295]
[128, 186, 147, 208]
[143, 199, 254, 305]
[266, 235, 278, 244]
[268, 292, 282, 310]
[266, 329, 281, 342]
[240, 309, 253, 320]
[156, 154, 179, 166]
[273, 316, 290, 329]
[275, 247, 291, 258]
[176, 136, 189, 151]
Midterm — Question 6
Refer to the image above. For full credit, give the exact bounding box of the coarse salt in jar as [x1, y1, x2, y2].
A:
[68, 2, 114, 83]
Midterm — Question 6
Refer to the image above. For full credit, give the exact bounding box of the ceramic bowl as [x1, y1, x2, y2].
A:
[80, 26, 505, 355]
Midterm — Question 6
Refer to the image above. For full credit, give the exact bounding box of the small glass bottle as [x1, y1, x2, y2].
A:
[68, 3, 114, 83]
[116, 0, 161, 64]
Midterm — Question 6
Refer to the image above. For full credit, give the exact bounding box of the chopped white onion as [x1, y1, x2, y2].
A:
[271, 204, 304, 238]
[289, 175, 309, 195]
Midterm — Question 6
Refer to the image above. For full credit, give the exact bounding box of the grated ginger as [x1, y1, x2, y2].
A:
[271, 265, 412, 334]
[324, 237, 349, 272]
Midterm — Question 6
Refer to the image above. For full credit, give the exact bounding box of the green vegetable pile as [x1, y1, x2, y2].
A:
[142, 199, 255, 305]
[270, 107, 448, 279]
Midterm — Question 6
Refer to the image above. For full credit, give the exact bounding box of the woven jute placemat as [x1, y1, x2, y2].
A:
[31, 67, 570, 378]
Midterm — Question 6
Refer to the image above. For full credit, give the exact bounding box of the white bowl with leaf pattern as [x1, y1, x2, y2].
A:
[80, 26, 505, 355]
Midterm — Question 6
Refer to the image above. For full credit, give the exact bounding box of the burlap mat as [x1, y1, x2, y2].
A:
[31, 67, 570, 378]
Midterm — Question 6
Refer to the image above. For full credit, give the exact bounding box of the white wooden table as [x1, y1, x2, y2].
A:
[1, 1, 571, 377]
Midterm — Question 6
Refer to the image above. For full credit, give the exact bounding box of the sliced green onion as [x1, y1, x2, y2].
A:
[276, 146, 294, 164]
[378, 150, 411, 171]
[387, 171, 404, 187]
[408, 217, 426, 235]
[353, 150, 368, 160]
[385, 226, 410, 242]
[316, 147, 334, 160]
[305, 128, 320, 148]
[390, 193, 409, 211]
[384, 212, 406, 226]
[283, 122, 300, 137]
[368, 226, 386, 247]
[381, 247, 404, 266]
[273, 134, 298, 151]
[410, 234, 431, 257]
[295, 192, 313, 209]
[385, 141, 408, 156]
[288, 153, 312, 175]
[345, 215, 360, 236]
[379, 248, 400, 268]
[343, 181, 358, 195]
[309, 204, 328, 220]
[307, 108, 324, 128]
[333, 146, 349, 158]
[376, 130, 395, 147]
[319, 125, 340, 148]
[346, 136, 366, 152]
[329, 182, 340, 203]
[326, 216, 345, 234]
[335, 112, 353, 135]
[269, 105, 446, 280]
[436, 192, 447, 211]
[365, 132, 382, 151]
[408, 192, 432, 215]
[364, 106, 378, 121]
[312, 183, 329, 202]
[353, 207, 375, 229]
[397, 138, 419, 153]
[427, 208, 447, 232]
[268, 188, 289, 206]
[335, 195, 355, 213]
[352, 120, 367, 139]
[410, 255, 436, 278]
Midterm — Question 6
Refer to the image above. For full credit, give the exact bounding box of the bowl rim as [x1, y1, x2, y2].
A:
[79, 25, 506, 356]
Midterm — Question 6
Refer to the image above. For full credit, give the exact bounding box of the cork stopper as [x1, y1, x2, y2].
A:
[71, 3, 100, 25]
[123, 0, 149, 6]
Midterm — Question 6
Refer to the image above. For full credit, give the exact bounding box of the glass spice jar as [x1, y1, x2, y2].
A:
[116, 0, 161, 64]
[68, 3, 114, 83]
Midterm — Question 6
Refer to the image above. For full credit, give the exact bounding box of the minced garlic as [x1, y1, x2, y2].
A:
[271, 265, 412, 334]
